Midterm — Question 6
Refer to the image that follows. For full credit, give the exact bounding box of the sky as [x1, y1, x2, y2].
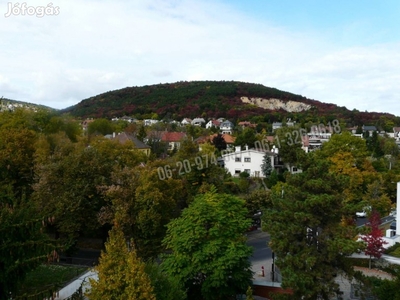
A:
[1, 0, 400, 116]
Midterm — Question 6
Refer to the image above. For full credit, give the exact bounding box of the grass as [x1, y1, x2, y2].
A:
[16, 264, 88, 298]
[385, 242, 400, 258]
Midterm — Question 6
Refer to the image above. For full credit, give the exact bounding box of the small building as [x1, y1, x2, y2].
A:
[161, 131, 186, 151]
[143, 119, 159, 126]
[107, 132, 151, 156]
[220, 120, 234, 134]
[81, 118, 94, 131]
[221, 145, 277, 178]
[181, 118, 192, 125]
[238, 121, 256, 129]
[272, 122, 282, 131]
[205, 119, 221, 129]
[362, 125, 377, 136]
[191, 118, 206, 126]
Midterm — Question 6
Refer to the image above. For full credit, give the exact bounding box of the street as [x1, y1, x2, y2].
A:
[246, 229, 277, 281]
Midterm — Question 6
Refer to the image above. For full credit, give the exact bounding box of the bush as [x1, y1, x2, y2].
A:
[384, 242, 400, 257]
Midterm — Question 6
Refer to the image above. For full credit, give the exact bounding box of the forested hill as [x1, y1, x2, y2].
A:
[61, 81, 400, 126]
[0, 98, 55, 112]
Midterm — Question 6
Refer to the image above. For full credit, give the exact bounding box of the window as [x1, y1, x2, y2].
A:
[235, 169, 241, 175]
[235, 157, 241, 162]
[244, 157, 251, 162]
[292, 167, 298, 172]
[254, 171, 260, 177]
[244, 169, 250, 174]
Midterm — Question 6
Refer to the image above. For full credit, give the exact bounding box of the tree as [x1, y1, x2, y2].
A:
[137, 125, 146, 142]
[102, 164, 186, 259]
[234, 127, 257, 149]
[212, 133, 227, 151]
[33, 138, 145, 253]
[361, 210, 388, 269]
[273, 126, 306, 169]
[362, 179, 392, 217]
[0, 191, 58, 299]
[87, 118, 114, 136]
[161, 188, 253, 300]
[318, 132, 378, 215]
[262, 155, 361, 299]
[261, 153, 272, 177]
[144, 261, 186, 300]
[244, 189, 271, 216]
[86, 226, 155, 300]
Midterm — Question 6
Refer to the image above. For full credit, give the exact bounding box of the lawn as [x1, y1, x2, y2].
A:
[385, 242, 400, 258]
[15, 264, 88, 299]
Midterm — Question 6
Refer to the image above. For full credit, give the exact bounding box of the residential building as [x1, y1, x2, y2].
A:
[196, 133, 236, 150]
[220, 120, 234, 134]
[191, 118, 206, 126]
[181, 118, 192, 125]
[238, 121, 256, 129]
[362, 125, 377, 136]
[143, 119, 159, 126]
[206, 119, 221, 129]
[161, 131, 186, 151]
[221, 145, 278, 178]
[107, 132, 151, 156]
[272, 122, 282, 131]
[81, 118, 94, 131]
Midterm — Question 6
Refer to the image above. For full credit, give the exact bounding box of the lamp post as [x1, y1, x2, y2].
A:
[271, 251, 275, 282]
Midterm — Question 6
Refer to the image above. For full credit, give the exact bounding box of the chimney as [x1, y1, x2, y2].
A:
[113, 132, 116, 138]
[235, 146, 241, 153]
[245, 144, 249, 151]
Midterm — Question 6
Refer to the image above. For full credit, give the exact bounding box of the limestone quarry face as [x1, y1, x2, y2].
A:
[241, 96, 312, 112]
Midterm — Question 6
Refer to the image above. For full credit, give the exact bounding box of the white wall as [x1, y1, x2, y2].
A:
[222, 148, 271, 177]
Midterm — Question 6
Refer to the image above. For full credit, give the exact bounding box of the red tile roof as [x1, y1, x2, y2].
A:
[161, 132, 186, 142]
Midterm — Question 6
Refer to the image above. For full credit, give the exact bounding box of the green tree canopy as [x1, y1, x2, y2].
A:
[234, 127, 257, 149]
[0, 190, 58, 299]
[262, 155, 361, 299]
[161, 188, 253, 300]
[87, 118, 114, 136]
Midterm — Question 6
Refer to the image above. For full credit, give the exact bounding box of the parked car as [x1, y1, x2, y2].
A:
[356, 210, 367, 218]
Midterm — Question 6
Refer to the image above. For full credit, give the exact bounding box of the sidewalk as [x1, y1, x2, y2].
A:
[350, 252, 400, 265]
[54, 269, 97, 300]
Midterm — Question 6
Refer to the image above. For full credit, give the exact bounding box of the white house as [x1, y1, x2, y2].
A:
[206, 119, 221, 129]
[143, 119, 159, 126]
[272, 122, 282, 131]
[220, 120, 234, 134]
[191, 118, 206, 126]
[181, 118, 192, 125]
[221, 145, 276, 178]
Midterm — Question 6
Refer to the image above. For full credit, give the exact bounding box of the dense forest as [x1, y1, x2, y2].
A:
[62, 81, 400, 128]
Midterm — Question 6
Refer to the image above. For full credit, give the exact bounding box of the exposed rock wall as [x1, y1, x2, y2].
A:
[241, 96, 312, 112]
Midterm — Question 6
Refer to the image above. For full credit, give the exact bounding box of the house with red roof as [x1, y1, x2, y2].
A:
[161, 132, 187, 151]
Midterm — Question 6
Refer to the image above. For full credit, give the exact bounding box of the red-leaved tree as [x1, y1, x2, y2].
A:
[361, 210, 388, 269]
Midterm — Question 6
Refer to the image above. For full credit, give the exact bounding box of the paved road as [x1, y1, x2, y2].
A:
[246, 229, 277, 281]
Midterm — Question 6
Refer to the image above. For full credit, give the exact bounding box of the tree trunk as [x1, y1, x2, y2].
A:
[369, 255, 372, 269]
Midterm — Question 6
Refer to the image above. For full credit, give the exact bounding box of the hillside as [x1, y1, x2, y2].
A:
[62, 81, 400, 127]
[0, 98, 56, 112]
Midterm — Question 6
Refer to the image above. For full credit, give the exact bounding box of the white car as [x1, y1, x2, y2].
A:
[356, 210, 367, 218]
[356, 206, 371, 218]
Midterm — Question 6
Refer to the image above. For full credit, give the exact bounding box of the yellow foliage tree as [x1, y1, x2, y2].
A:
[86, 226, 155, 300]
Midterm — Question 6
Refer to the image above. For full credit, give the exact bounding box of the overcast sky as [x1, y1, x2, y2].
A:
[1, 0, 400, 116]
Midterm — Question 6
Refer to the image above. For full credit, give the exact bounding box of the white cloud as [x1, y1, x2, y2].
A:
[0, 0, 399, 117]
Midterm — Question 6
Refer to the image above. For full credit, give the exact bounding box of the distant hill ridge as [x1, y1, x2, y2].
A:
[29, 81, 400, 126]
[0, 97, 55, 112]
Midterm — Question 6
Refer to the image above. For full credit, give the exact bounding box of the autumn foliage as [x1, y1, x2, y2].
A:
[361, 210, 388, 268]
